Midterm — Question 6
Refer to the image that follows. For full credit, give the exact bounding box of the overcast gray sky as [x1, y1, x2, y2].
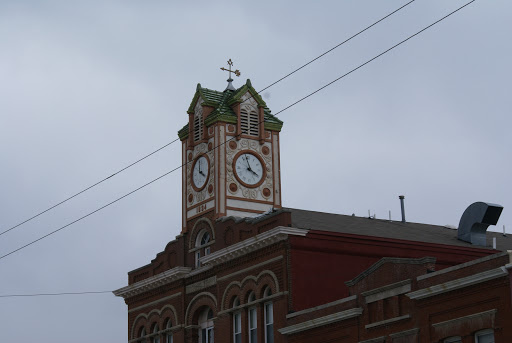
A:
[1, 0, 510, 342]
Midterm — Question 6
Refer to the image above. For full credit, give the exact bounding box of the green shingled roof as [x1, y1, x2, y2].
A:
[178, 79, 283, 140]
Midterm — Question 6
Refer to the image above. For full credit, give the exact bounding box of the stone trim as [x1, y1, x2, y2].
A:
[218, 291, 288, 315]
[278, 308, 363, 335]
[186, 276, 217, 294]
[128, 292, 182, 313]
[128, 324, 182, 343]
[189, 240, 215, 253]
[113, 266, 191, 299]
[201, 226, 308, 266]
[407, 267, 508, 300]
[220, 269, 280, 311]
[286, 295, 357, 319]
[187, 264, 213, 277]
[417, 251, 508, 281]
[345, 257, 436, 287]
[365, 315, 410, 329]
[432, 309, 497, 329]
[389, 327, 419, 338]
[217, 256, 283, 282]
[358, 336, 386, 343]
[362, 280, 411, 304]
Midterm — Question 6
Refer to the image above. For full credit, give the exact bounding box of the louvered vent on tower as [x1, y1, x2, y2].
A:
[194, 113, 203, 142]
[240, 109, 259, 136]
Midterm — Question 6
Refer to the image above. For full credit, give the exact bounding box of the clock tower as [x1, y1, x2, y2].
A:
[178, 76, 283, 232]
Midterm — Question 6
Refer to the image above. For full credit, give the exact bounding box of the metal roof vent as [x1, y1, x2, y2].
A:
[457, 202, 503, 246]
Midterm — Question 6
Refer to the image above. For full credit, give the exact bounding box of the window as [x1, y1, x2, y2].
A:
[475, 329, 494, 343]
[248, 306, 257, 343]
[199, 308, 214, 343]
[195, 230, 212, 268]
[233, 312, 241, 343]
[443, 337, 461, 343]
[165, 319, 173, 343]
[247, 291, 255, 304]
[240, 109, 259, 136]
[195, 251, 201, 268]
[139, 327, 147, 343]
[263, 287, 273, 343]
[233, 297, 241, 343]
[194, 109, 203, 142]
[152, 324, 160, 343]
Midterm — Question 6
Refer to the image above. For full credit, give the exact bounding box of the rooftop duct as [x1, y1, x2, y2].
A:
[457, 202, 503, 246]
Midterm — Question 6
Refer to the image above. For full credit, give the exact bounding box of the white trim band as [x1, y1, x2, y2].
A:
[201, 226, 308, 266]
[407, 267, 508, 300]
[113, 266, 191, 299]
[278, 308, 363, 335]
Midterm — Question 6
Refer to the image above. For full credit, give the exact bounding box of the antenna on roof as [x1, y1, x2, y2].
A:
[389, 210, 391, 221]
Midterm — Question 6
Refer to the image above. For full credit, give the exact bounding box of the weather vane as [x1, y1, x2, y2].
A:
[220, 59, 241, 79]
[220, 59, 240, 91]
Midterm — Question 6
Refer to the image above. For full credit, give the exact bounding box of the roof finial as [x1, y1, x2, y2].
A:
[220, 59, 241, 91]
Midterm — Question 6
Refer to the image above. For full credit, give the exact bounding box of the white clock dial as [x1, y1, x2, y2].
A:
[192, 156, 209, 190]
[234, 153, 264, 187]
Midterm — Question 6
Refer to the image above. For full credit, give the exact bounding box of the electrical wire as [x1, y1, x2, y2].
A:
[0, 139, 179, 237]
[0, 0, 475, 262]
[0, 0, 416, 238]
[0, 291, 112, 298]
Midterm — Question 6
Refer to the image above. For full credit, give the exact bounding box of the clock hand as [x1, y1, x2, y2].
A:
[244, 155, 251, 170]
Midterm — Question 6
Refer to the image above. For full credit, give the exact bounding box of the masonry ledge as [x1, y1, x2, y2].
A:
[406, 267, 508, 300]
[365, 314, 410, 329]
[278, 308, 363, 335]
[113, 266, 191, 299]
[201, 226, 308, 266]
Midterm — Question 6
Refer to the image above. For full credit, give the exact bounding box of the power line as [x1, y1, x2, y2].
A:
[0, 291, 112, 298]
[258, 0, 416, 93]
[0, 0, 474, 262]
[0, 0, 415, 238]
[0, 139, 179, 237]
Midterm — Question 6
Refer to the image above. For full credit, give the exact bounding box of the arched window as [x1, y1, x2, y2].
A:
[164, 319, 173, 343]
[240, 109, 259, 136]
[263, 287, 273, 343]
[233, 297, 241, 343]
[139, 327, 147, 343]
[248, 295, 257, 343]
[152, 324, 160, 343]
[443, 336, 462, 343]
[194, 108, 204, 142]
[195, 230, 212, 268]
[475, 329, 494, 343]
[198, 308, 214, 343]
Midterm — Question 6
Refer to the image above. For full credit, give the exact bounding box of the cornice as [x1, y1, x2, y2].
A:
[278, 308, 363, 335]
[406, 267, 508, 300]
[201, 226, 308, 266]
[113, 266, 191, 299]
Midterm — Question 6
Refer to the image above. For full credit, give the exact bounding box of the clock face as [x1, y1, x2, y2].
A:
[234, 152, 264, 187]
[192, 156, 209, 190]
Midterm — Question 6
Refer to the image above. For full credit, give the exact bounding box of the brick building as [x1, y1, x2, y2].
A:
[114, 77, 512, 343]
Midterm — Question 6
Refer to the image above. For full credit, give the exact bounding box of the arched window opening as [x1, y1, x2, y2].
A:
[247, 291, 256, 304]
[194, 110, 203, 142]
[198, 307, 214, 343]
[195, 230, 212, 268]
[165, 319, 173, 343]
[152, 324, 160, 343]
[443, 337, 461, 343]
[248, 304, 257, 343]
[139, 327, 147, 343]
[263, 287, 273, 343]
[240, 109, 259, 136]
[233, 297, 241, 343]
[475, 329, 494, 343]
